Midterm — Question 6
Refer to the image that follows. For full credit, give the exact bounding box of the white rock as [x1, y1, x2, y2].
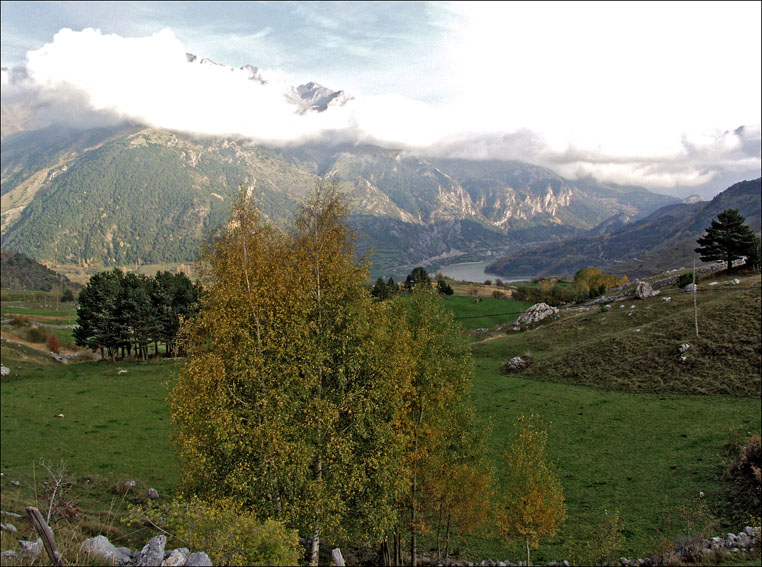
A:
[515, 303, 558, 325]
[186, 551, 213, 566]
[708, 282, 719, 286]
[137, 535, 166, 567]
[678, 344, 691, 353]
[82, 535, 132, 565]
[727, 278, 740, 285]
[162, 548, 190, 566]
[684, 283, 698, 293]
[661, 296, 672, 302]
[0, 365, 9, 376]
[635, 281, 660, 299]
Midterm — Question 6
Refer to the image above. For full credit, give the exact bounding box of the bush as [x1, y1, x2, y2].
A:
[131, 497, 302, 566]
[26, 325, 49, 343]
[47, 333, 61, 354]
[723, 434, 762, 525]
[10, 315, 30, 328]
[566, 509, 624, 566]
[61, 289, 75, 302]
[677, 273, 699, 289]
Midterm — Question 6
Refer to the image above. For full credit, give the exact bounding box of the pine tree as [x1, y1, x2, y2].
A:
[695, 209, 758, 271]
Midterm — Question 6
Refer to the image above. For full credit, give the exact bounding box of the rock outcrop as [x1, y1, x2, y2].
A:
[515, 303, 558, 326]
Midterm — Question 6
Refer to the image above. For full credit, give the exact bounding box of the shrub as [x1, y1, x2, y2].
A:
[10, 315, 30, 328]
[723, 434, 762, 525]
[677, 273, 699, 289]
[47, 333, 61, 354]
[131, 497, 302, 566]
[566, 509, 624, 566]
[61, 289, 75, 302]
[26, 325, 49, 343]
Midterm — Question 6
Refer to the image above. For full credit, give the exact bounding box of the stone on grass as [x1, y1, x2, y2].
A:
[727, 279, 740, 285]
[684, 283, 698, 293]
[0, 365, 9, 376]
[137, 535, 167, 567]
[146, 488, 159, 500]
[186, 551, 213, 566]
[515, 303, 558, 325]
[635, 281, 660, 299]
[18, 539, 43, 559]
[162, 547, 190, 566]
[501, 355, 531, 374]
[82, 535, 132, 565]
[661, 296, 672, 302]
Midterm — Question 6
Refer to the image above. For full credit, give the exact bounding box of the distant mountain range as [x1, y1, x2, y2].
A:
[486, 178, 762, 278]
[0, 119, 680, 276]
[5, 53, 757, 280]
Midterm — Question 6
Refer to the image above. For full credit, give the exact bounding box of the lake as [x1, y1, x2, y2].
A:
[435, 260, 533, 284]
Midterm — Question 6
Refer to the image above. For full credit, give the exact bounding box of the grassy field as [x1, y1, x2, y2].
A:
[443, 295, 533, 330]
[1, 274, 760, 564]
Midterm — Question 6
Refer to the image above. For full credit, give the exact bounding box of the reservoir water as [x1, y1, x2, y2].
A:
[435, 260, 533, 284]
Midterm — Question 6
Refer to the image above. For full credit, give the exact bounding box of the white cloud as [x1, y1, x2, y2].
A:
[2, 13, 760, 190]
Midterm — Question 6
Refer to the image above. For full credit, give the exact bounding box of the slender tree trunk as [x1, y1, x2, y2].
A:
[445, 513, 451, 559]
[310, 456, 322, 567]
[525, 536, 531, 565]
[436, 497, 443, 560]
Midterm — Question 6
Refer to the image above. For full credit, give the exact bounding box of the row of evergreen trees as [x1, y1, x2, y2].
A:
[74, 269, 201, 361]
[371, 266, 453, 300]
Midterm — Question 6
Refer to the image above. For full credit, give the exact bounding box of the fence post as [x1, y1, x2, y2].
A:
[332, 547, 346, 566]
[25, 506, 64, 566]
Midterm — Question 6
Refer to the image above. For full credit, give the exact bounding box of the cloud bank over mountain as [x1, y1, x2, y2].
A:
[2, 24, 760, 192]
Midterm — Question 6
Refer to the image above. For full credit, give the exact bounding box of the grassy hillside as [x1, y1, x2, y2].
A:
[476, 272, 761, 397]
[1, 275, 760, 564]
[0, 249, 80, 292]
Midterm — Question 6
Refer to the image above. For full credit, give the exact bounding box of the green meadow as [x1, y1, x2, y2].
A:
[1, 275, 760, 563]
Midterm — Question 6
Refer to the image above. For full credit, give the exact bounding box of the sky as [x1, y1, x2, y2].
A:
[1, 1, 761, 196]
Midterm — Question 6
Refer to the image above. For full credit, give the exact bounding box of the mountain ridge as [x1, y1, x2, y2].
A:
[485, 178, 762, 278]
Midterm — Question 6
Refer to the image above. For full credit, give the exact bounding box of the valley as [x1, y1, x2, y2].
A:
[1, 269, 760, 565]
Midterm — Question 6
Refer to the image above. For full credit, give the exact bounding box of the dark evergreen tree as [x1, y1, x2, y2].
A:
[436, 279, 454, 296]
[405, 266, 431, 291]
[371, 277, 389, 300]
[74, 268, 124, 361]
[695, 209, 758, 271]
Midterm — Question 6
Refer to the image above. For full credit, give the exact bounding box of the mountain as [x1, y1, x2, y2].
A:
[1, 54, 682, 277]
[0, 121, 681, 277]
[0, 249, 79, 291]
[486, 178, 762, 278]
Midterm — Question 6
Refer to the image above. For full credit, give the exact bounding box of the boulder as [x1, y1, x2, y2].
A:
[162, 547, 190, 566]
[18, 539, 43, 560]
[137, 535, 167, 567]
[501, 356, 531, 374]
[146, 488, 159, 500]
[186, 551, 213, 566]
[82, 535, 132, 565]
[678, 344, 690, 353]
[515, 303, 558, 326]
[0, 365, 9, 376]
[635, 281, 660, 299]
[684, 283, 698, 293]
